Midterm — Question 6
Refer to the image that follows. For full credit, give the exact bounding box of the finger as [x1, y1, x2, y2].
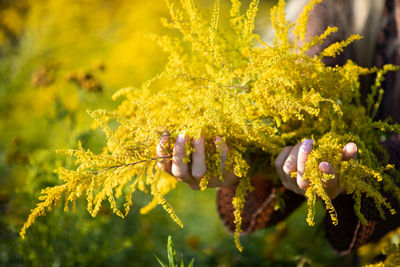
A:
[320, 161, 342, 199]
[275, 146, 294, 188]
[342, 142, 357, 161]
[171, 134, 196, 183]
[283, 143, 301, 175]
[297, 139, 313, 190]
[215, 137, 228, 167]
[157, 133, 172, 173]
[319, 161, 335, 177]
[209, 137, 239, 188]
[213, 136, 237, 187]
[206, 137, 229, 188]
[191, 135, 207, 181]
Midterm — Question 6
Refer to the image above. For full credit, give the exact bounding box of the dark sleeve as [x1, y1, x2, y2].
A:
[217, 176, 305, 235]
[304, 0, 349, 66]
[325, 135, 400, 255]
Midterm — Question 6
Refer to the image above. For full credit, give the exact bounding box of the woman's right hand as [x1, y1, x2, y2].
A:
[156, 133, 239, 190]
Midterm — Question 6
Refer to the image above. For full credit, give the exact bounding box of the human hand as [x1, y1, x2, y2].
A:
[274, 139, 358, 199]
[156, 133, 239, 190]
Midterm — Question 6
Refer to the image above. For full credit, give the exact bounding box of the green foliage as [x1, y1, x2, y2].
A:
[20, 0, 400, 252]
[154, 235, 195, 267]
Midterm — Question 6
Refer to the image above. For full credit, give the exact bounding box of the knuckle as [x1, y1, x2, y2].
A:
[282, 164, 292, 175]
[275, 146, 293, 168]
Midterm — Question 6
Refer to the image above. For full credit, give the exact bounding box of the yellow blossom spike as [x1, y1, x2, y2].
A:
[21, 0, 400, 253]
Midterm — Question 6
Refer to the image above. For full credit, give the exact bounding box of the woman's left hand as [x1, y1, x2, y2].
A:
[274, 139, 358, 199]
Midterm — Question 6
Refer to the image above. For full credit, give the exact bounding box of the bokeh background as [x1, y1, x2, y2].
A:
[0, 0, 398, 266]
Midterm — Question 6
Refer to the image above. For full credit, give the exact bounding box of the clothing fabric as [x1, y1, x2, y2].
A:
[217, 0, 400, 255]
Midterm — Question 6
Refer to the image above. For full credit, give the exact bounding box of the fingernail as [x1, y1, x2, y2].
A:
[301, 139, 313, 153]
[344, 142, 357, 153]
[319, 162, 329, 173]
[177, 133, 186, 143]
[193, 136, 202, 145]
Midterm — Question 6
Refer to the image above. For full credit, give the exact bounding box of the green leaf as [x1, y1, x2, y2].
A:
[167, 235, 177, 267]
[153, 254, 168, 267]
[188, 258, 195, 267]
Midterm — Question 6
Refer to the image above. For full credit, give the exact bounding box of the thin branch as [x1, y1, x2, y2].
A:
[91, 156, 171, 175]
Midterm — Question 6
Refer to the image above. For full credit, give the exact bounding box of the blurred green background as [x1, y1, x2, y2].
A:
[0, 0, 397, 266]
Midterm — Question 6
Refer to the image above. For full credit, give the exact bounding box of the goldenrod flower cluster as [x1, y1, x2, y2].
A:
[21, 0, 400, 252]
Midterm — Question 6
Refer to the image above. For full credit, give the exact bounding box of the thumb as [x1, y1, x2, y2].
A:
[342, 142, 357, 161]
[319, 161, 342, 199]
